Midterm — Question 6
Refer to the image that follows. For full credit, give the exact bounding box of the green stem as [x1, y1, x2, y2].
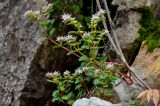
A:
[73, 46, 86, 56]
[91, 0, 94, 15]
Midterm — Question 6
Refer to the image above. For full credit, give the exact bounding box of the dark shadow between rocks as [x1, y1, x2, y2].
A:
[20, 41, 79, 106]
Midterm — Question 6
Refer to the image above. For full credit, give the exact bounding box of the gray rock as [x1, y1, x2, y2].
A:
[114, 12, 141, 50]
[0, 0, 46, 106]
[114, 76, 146, 106]
[72, 97, 122, 106]
[111, 10, 141, 63]
[111, 0, 160, 63]
[112, 0, 153, 11]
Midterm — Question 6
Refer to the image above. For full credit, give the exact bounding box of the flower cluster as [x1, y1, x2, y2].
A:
[82, 32, 91, 38]
[61, 13, 82, 29]
[24, 10, 39, 16]
[56, 35, 76, 42]
[75, 66, 90, 74]
[24, 10, 40, 20]
[63, 70, 70, 75]
[95, 68, 101, 73]
[61, 13, 72, 22]
[91, 9, 105, 22]
[106, 63, 114, 69]
[45, 71, 60, 78]
[97, 9, 106, 16]
[82, 66, 90, 71]
[42, 3, 53, 12]
[104, 29, 109, 34]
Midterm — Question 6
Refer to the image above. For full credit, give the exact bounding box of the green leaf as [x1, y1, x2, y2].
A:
[93, 79, 101, 85]
[85, 70, 95, 78]
[100, 73, 106, 80]
[40, 20, 53, 30]
[68, 31, 81, 35]
[52, 90, 60, 98]
[62, 95, 69, 100]
[59, 82, 65, 91]
[47, 79, 53, 83]
[80, 62, 87, 67]
[79, 55, 89, 62]
[52, 44, 61, 49]
[81, 45, 89, 49]
[95, 87, 101, 96]
[75, 84, 82, 90]
[92, 49, 98, 58]
[52, 98, 58, 102]
[45, 20, 52, 25]
[73, 5, 80, 13]
[105, 92, 113, 97]
[62, 91, 74, 100]
[67, 49, 79, 55]
[67, 0, 72, 4]
[67, 99, 75, 105]
[47, 79, 57, 84]
[78, 0, 83, 9]
[104, 85, 109, 88]
[75, 75, 83, 84]
[49, 28, 55, 36]
[85, 16, 91, 24]
[77, 89, 85, 98]
[96, 57, 107, 63]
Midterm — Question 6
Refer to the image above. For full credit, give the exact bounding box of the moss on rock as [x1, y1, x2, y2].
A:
[135, 7, 160, 52]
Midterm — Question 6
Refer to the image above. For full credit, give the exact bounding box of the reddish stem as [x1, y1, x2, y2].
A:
[86, 86, 94, 97]
[81, 79, 90, 97]
[105, 62, 133, 85]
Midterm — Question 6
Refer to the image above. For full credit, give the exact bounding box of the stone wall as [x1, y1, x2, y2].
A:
[0, 0, 45, 105]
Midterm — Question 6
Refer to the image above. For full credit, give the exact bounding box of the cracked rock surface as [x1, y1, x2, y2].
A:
[0, 0, 49, 106]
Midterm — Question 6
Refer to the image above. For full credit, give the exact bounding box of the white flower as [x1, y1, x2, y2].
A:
[82, 66, 90, 71]
[45, 71, 60, 77]
[106, 63, 114, 69]
[75, 66, 90, 74]
[91, 9, 105, 22]
[24, 10, 40, 17]
[82, 32, 90, 38]
[53, 71, 60, 75]
[75, 69, 83, 74]
[104, 29, 109, 34]
[34, 11, 40, 15]
[24, 10, 32, 17]
[64, 70, 70, 75]
[47, 3, 53, 8]
[91, 14, 100, 21]
[45, 72, 54, 77]
[96, 9, 105, 16]
[61, 13, 72, 22]
[95, 68, 101, 73]
[56, 36, 66, 42]
[56, 35, 76, 42]
[42, 3, 53, 11]
[66, 35, 76, 41]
